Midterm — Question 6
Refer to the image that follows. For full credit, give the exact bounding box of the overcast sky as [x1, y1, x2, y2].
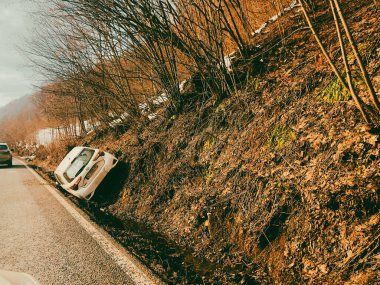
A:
[0, 0, 43, 107]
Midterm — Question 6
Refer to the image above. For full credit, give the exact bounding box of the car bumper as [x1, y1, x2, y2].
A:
[0, 155, 11, 163]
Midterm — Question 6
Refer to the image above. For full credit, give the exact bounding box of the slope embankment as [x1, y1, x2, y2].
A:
[30, 1, 380, 284]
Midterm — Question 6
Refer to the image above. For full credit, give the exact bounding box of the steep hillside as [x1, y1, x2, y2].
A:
[0, 95, 34, 122]
[32, 1, 380, 284]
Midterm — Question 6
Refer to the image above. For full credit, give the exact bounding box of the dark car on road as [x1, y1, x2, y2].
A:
[0, 143, 12, 167]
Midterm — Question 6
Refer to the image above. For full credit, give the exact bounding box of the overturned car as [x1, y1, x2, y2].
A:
[54, 147, 118, 200]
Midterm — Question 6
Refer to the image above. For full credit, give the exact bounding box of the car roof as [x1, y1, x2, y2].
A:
[0, 143, 9, 149]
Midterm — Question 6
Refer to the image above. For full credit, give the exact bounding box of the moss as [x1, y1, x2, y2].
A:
[204, 166, 214, 183]
[215, 98, 231, 114]
[266, 124, 296, 150]
[347, 42, 370, 63]
[204, 135, 217, 151]
[248, 77, 260, 91]
[318, 78, 351, 103]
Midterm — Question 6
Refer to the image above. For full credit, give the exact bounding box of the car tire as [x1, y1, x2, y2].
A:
[7, 160, 12, 167]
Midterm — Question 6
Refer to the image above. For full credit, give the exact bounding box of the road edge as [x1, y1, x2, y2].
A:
[16, 158, 164, 285]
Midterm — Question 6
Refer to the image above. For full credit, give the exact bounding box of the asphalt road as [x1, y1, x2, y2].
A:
[0, 160, 147, 285]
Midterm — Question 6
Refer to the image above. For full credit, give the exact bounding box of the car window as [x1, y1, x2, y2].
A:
[63, 149, 95, 182]
[0, 145, 8, 150]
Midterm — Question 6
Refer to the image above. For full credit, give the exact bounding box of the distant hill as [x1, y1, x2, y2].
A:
[0, 95, 50, 143]
[0, 95, 36, 122]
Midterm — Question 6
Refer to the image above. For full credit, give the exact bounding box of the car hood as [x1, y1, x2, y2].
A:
[0, 270, 41, 285]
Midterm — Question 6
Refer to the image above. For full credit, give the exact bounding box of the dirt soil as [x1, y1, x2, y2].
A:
[30, 1, 380, 284]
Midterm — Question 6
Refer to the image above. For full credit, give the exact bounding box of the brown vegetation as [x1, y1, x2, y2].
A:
[23, 0, 380, 284]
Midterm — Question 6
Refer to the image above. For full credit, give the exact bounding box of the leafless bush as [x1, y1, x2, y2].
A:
[29, 0, 292, 134]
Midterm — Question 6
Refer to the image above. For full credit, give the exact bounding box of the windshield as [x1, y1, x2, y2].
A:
[63, 148, 95, 182]
[0, 145, 8, 150]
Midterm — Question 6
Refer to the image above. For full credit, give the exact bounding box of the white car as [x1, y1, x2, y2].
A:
[54, 147, 118, 200]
